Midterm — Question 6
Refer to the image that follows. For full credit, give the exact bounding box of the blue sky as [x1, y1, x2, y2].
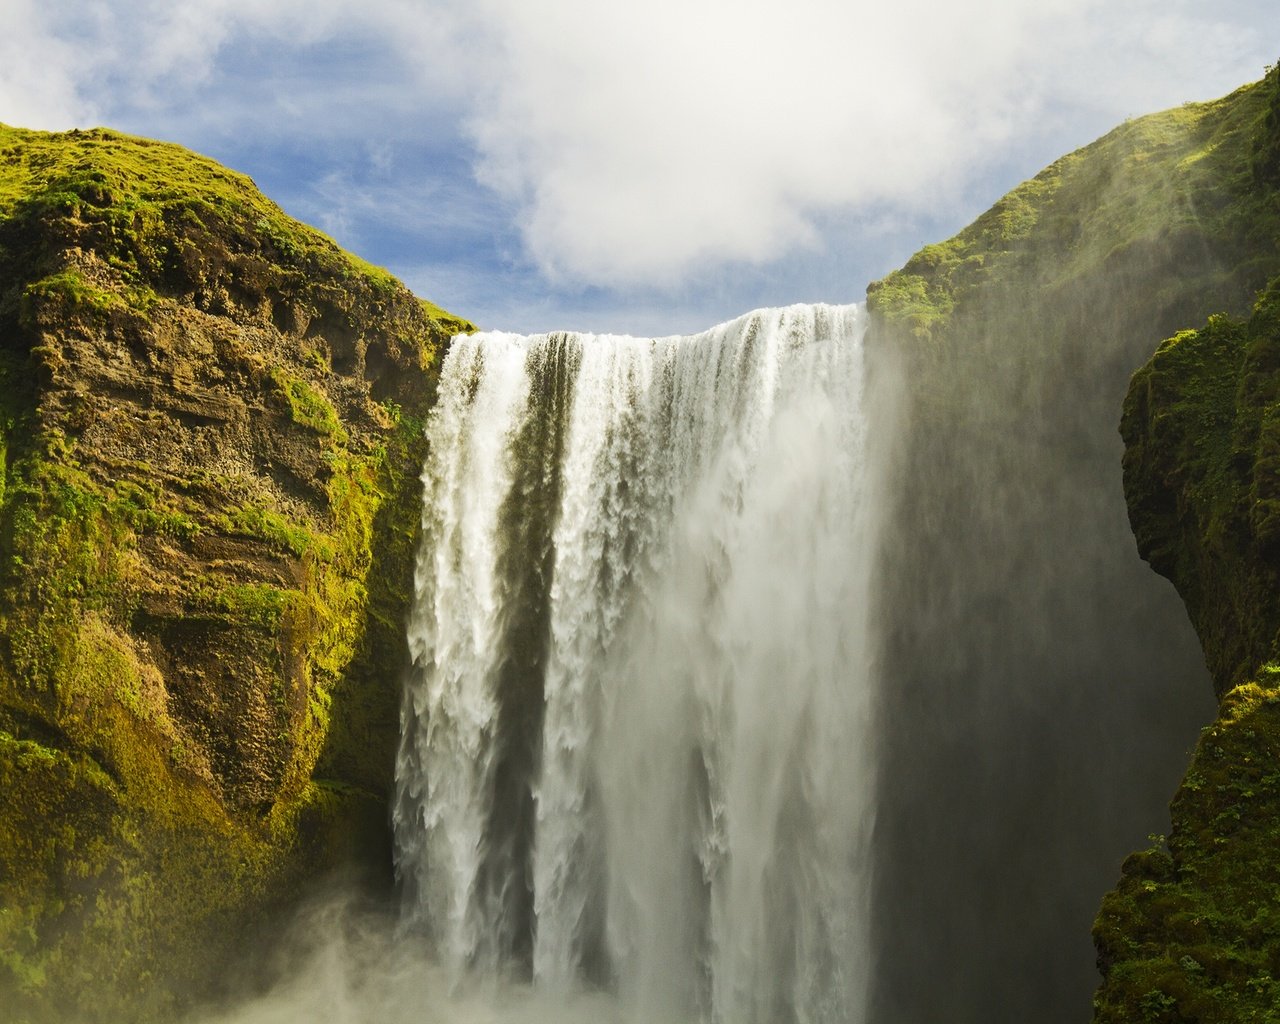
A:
[2, 0, 1277, 334]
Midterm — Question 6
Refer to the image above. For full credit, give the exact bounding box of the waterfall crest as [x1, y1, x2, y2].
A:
[393, 304, 880, 1023]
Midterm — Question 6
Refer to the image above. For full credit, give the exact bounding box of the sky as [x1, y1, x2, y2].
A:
[1, 0, 1277, 335]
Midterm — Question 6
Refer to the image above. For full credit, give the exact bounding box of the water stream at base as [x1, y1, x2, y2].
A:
[393, 304, 881, 1024]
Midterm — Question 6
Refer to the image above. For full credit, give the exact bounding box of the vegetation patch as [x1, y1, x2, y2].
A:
[1122, 272, 1280, 696]
[220, 502, 331, 559]
[868, 69, 1280, 342]
[1094, 683, 1280, 1023]
[0, 119, 470, 1021]
[269, 367, 347, 442]
[1097, 99, 1280, 1016]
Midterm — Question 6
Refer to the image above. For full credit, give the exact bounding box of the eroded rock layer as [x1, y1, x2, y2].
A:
[0, 123, 471, 1022]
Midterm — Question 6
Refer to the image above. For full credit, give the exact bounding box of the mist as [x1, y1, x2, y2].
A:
[862, 146, 1243, 1019]
[189, 890, 623, 1024]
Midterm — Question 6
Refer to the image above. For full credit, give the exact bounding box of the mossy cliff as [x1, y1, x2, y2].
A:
[1094, 70, 1280, 1018]
[870, 76, 1280, 343]
[864, 68, 1280, 1023]
[0, 123, 472, 1022]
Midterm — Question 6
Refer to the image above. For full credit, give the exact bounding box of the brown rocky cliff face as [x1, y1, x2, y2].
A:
[0, 124, 471, 1021]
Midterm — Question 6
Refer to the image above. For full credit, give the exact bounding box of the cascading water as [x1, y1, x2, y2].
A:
[393, 304, 882, 1023]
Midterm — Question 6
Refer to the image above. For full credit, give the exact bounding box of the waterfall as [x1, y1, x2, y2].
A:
[393, 304, 880, 1023]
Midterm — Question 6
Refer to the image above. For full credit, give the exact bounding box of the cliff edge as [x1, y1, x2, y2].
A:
[1095, 66, 1280, 1019]
[0, 123, 471, 1022]
[865, 64, 1280, 1023]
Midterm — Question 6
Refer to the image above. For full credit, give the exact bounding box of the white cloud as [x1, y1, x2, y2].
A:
[0, 0, 359, 127]
[0, 0, 91, 128]
[434, 0, 1275, 286]
[0, 0, 1276, 291]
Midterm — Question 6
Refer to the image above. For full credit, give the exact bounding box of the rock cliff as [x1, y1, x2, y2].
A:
[866, 65, 1280, 1022]
[0, 123, 471, 1022]
[1093, 66, 1280, 1020]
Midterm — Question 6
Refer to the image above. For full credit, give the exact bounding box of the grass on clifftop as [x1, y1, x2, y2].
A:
[0, 122, 475, 336]
[868, 68, 1280, 341]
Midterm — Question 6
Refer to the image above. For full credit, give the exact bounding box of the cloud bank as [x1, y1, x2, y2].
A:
[1, 0, 1275, 291]
[447, 0, 1272, 285]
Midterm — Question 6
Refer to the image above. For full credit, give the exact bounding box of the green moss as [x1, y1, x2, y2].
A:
[0, 461, 310, 1019]
[188, 578, 292, 630]
[310, 408, 432, 803]
[1099, 242, 1280, 1022]
[220, 503, 331, 559]
[23, 268, 124, 313]
[418, 295, 474, 337]
[869, 74, 1280, 342]
[112, 479, 201, 539]
[1252, 63, 1280, 186]
[1094, 683, 1280, 1023]
[0, 123, 359, 283]
[1122, 274, 1280, 695]
[269, 367, 347, 442]
[0, 120, 470, 1022]
[270, 452, 383, 798]
[0, 455, 136, 693]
